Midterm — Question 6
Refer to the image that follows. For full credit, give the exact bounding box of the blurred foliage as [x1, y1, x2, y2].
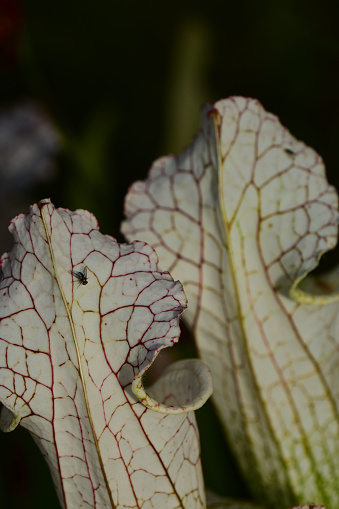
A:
[1, 0, 339, 507]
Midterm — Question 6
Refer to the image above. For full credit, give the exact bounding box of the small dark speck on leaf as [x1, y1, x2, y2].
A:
[284, 148, 295, 156]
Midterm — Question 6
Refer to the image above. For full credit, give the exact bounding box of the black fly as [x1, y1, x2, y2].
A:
[70, 267, 88, 287]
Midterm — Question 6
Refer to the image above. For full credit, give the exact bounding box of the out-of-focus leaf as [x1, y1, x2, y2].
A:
[206, 491, 263, 509]
[0, 199, 212, 508]
[288, 506, 327, 509]
[122, 97, 339, 507]
[0, 103, 59, 196]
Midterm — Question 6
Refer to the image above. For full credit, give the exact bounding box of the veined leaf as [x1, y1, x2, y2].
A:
[0, 199, 212, 508]
[122, 97, 339, 507]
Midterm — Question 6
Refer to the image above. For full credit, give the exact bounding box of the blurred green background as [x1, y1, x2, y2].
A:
[1, 0, 339, 507]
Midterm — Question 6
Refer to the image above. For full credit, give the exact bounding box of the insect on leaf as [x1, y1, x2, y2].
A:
[0, 199, 212, 509]
[70, 266, 88, 286]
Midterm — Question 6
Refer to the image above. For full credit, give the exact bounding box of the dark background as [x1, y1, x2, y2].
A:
[1, 0, 339, 507]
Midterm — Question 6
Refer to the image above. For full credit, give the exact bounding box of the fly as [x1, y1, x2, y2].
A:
[70, 267, 88, 287]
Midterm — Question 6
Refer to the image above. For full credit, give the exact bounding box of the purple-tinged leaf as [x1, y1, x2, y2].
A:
[122, 97, 339, 507]
[0, 102, 59, 195]
[0, 199, 212, 508]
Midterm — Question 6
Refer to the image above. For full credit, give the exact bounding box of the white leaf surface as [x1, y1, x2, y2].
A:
[0, 199, 212, 508]
[122, 97, 339, 507]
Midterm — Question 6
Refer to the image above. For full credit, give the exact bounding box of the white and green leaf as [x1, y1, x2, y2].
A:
[0, 199, 212, 508]
[122, 97, 339, 507]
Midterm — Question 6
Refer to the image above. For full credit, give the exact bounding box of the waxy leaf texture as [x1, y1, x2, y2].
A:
[122, 97, 339, 507]
[0, 199, 212, 508]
